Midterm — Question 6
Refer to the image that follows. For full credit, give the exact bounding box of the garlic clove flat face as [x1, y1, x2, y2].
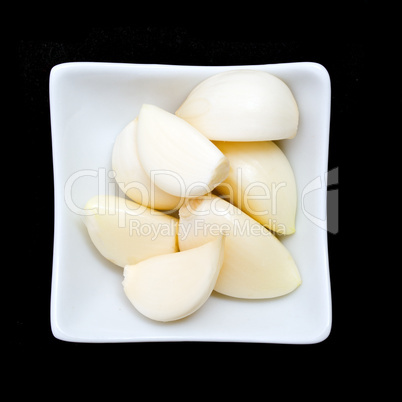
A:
[112, 118, 184, 212]
[136, 104, 230, 198]
[213, 140, 297, 235]
[83, 195, 178, 267]
[178, 194, 301, 299]
[175, 69, 299, 141]
[123, 236, 225, 322]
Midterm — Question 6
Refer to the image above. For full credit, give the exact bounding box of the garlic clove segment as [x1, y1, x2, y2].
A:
[175, 69, 299, 141]
[123, 236, 225, 322]
[136, 104, 230, 198]
[112, 118, 184, 212]
[178, 194, 301, 299]
[213, 140, 297, 235]
[83, 195, 178, 267]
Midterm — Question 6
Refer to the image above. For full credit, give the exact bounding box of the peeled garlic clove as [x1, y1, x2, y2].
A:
[178, 194, 301, 299]
[213, 140, 297, 235]
[83, 195, 178, 267]
[123, 236, 225, 322]
[112, 118, 184, 212]
[136, 104, 230, 198]
[175, 69, 299, 141]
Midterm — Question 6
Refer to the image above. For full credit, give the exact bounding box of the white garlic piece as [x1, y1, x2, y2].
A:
[213, 140, 297, 235]
[83, 195, 178, 267]
[178, 194, 301, 299]
[136, 104, 230, 198]
[175, 69, 299, 141]
[123, 236, 225, 322]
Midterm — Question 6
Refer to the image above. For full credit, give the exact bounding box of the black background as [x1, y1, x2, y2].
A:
[9, 7, 373, 369]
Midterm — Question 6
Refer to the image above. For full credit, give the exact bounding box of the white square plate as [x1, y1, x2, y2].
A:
[49, 62, 332, 343]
